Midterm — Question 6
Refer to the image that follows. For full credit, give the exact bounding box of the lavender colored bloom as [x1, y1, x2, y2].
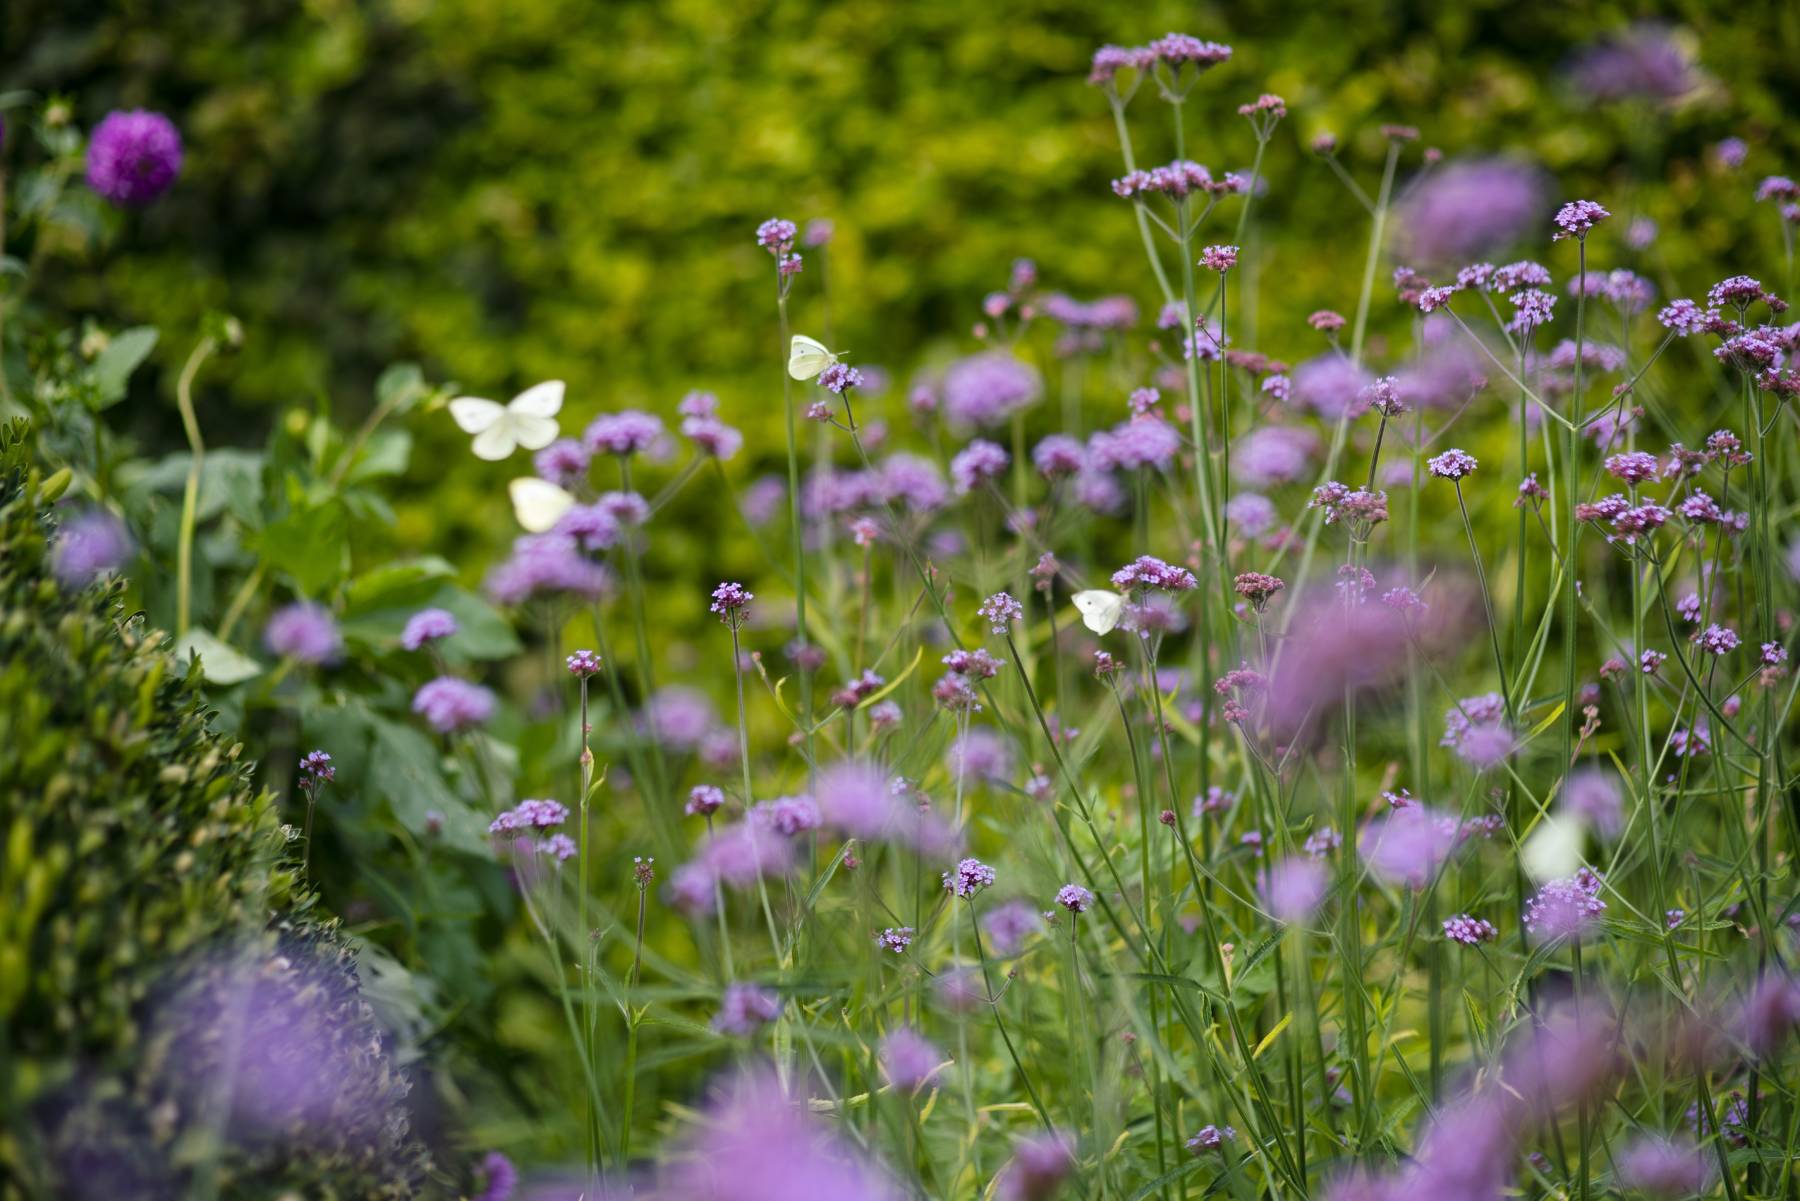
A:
[1524, 871, 1606, 940]
[490, 798, 569, 834]
[682, 415, 744, 459]
[1199, 243, 1239, 271]
[1616, 1136, 1710, 1198]
[413, 676, 497, 733]
[749, 795, 821, 837]
[1032, 434, 1087, 478]
[942, 351, 1042, 431]
[1737, 973, 1800, 1056]
[943, 856, 996, 898]
[582, 410, 663, 456]
[978, 591, 1023, 635]
[876, 926, 914, 953]
[685, 784, 725, 817]
[1427, 448, 1478, 480]
[1696, 624, 1739, 654]
[86, 109, 183, 207]
[475, 1151, 518, 1201]
[1225, 492, 1278, 537]
[533, 438, 591, 487]
[1054, 883, 1093, 914]
[486, 533, 612, 605]
[1291, 354, 1374, 420]
[996, 1131, 1077, 1201]
[1571, 23, 1696, 102]
[657, 1069, 905, 1201]
[817, 362, 865, 394]
[1112, 554, 1197, 592]
[878, 452, 950, 512]
[1507, 288, 1557, 334]
[1443, 913, 1498, 945]
[1361, 804, 1459, 889]
[1185, 1124, 1236, 1153]
[1552, 199, 1611, 240]
[51, 509, 133, 586]
[709, 581, 754, 627]
[1394, 158, 1545, 269]
[401, 607, 458, 650]
[714, 984, 782, 1035]
[566, 649, 602, 676]
[880, 1027, 942, 1091]
[1260, 856, 1328, 923]
[982, 900, 1044, 954]
[950, 438, 1010, 494]
[1454, 722, 1516, 771]
[1562, 767, 1623, 836]
[642, 686, 718, 751]
[263, 602, 343, 665]
[755, 218, 797, 254]
[815, 760, 955, 853]
[1089, 416, 1181, 472]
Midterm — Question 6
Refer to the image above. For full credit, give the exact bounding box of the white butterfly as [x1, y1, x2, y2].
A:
[1522, 813, 1587, 883]
[508, 477, 577, 533]
[787, 334, 842, 381]
[449, 380, 565, 461]
[1071, 589, 1126, 635]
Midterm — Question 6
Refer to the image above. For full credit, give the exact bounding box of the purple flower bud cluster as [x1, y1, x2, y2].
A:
[943, 856, 997, 898]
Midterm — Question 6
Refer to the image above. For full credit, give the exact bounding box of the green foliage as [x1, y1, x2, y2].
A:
[0, 419, 441, 1200]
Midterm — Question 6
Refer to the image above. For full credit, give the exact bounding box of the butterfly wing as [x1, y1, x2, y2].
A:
[509, 477, 577, 532]
[788, 334, 837, 381]
[470, 420, 518, 461]
[510, 413, 561, 452]
[1072, 589, 1125, 635]
[508, 380, 566, 419]
[449, 396, 506, 434]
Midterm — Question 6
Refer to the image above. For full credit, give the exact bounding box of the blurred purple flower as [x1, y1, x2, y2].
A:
[86, 109, 183, 207]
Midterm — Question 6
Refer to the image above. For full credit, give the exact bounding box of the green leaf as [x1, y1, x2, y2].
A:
[344, 557, 456, 611]
[344, 428, 413, 483]
[89, 327, 159, 409]
[172, 628, 263, 685]
[375, 362, 428, 414]
[254, 498, 349, 595]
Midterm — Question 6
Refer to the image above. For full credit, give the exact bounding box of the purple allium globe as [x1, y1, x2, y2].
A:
[413, 676, 497, 733]
[86, 109, 183, 208]
[263, 602, 343, 665]
[50, 509, 133, 587]
[400, 607, 458, 651]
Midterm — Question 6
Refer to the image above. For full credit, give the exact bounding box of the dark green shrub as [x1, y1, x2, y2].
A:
[0, 419, 442, 1199]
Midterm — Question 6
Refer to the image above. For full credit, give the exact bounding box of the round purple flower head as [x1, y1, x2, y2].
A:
[1524, 870, 1607, 940]
[1199, 244, 1240, 272]
[942, 351, 1042, 431]
[1055, 883, 1093, 914]
[876, 926, 914, 953]
[713, 982, 782, 1035]
[879, 1027, 941, 1091]
[401, 607, 458, 651]
[1112, 554, 1197, 593]
[1443, 913, 1498, 945]
[533, 438, 591, 487]
[710, 581, 754, 628]
[686, 784, 725, 817]
[943, 856, 996, 898]
[263, 602, 343, 665]
[566, 648, 603, 677]
[51, 509, 133, 587]
[817, 362, 864, 394]
[950, 439, 1010, 494]
[299, 749, 335, 782]
[978, 591, 1023, 636]
[755, 218, 797, 255]
[1259, 856, 1327, 923]
[413, 676, 497, 733]
[1427, 448, 1479, 480]
[86, 109, 183, 208]
[1185, 1124, 1237, 1153]
[999, 1130, 1077, 1201]
[583, 410, 663, 457]
[1553, 199, 1611, 241]
[474, 1151, 517, 1201]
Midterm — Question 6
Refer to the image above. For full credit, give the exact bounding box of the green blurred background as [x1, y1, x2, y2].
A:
[10, 0, 1800, 565]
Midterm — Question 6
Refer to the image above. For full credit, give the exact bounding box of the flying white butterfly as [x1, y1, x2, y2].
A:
[1071, 589, 1126, 635]
[787, 334, 842, 381]
[1522, 812, 1587, 883]
[449, 380, 565, 461]
[508, 477, 577, 533]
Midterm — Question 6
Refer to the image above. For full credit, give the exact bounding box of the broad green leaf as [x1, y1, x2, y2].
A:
[172, 627, 263, 685]
[254, 498, 349, 595]
[90, 326, 159, 409]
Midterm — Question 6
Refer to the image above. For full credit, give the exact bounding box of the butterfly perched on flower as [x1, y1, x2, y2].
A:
[787, 335, 843, 381]
[449, 380, 565, 460]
